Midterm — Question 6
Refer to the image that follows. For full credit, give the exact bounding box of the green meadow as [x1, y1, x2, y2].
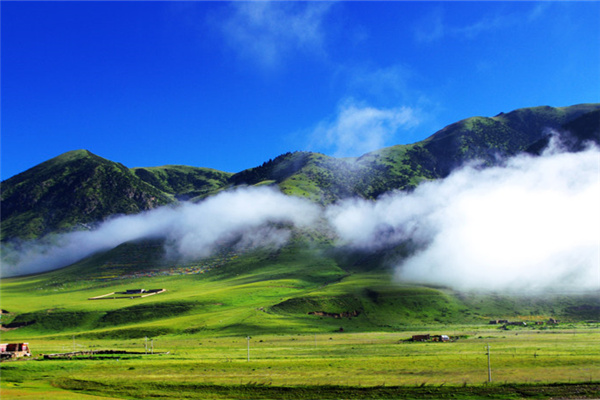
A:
[2, 329, 599, 399]
[2, 240, 599, 399]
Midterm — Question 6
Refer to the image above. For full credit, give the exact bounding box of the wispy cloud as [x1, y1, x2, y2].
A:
[345, 64, 415, 104]
[309, 100, 420, 158]
[414, 4, 549, 44]
[219, 1, 334, 70]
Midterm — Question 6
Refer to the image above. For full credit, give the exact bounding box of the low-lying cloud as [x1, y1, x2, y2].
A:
[328, 141, 600, 292]
[1, 187, 320, 277]
[3, 140, 599, 293]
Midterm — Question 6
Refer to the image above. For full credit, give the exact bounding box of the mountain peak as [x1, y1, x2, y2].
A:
[55, 149, 93, 159]
[1, 149, 171, 241]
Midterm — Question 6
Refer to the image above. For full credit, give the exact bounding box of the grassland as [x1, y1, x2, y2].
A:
[2, 239, 599, 399]
[1, 328, 599, 399]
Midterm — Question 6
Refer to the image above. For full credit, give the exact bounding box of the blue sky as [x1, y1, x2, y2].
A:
[2, 1, 599, 180]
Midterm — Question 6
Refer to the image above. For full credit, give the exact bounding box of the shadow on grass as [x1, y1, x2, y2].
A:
[55, 378, 600, 400]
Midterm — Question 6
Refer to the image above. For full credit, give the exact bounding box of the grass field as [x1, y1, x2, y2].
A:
[2, 240, 599, 399]
[1, 327, 599, 399]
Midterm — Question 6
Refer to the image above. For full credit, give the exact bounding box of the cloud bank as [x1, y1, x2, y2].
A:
[1, 187, 320, 278]
[327, 142, 600, 292]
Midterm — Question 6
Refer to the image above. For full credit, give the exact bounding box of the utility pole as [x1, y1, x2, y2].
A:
[151, 339, 154, 354]
[145, 337, 148, 354]
[246, 336, 250, 362]
[487, 343, 492, 383]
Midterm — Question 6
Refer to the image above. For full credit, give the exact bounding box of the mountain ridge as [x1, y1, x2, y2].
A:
[2, 103, 599, 242]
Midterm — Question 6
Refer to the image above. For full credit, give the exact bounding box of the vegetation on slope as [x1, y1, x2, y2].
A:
[0, 150, 173, 241]
[132, 165, 233, 200]
[420, 103, 600, 176]
[1, 235, 598, 341]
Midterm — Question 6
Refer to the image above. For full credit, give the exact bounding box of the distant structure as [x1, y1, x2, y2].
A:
[412, 334, 431, 342]
[88, 288, 165, 300]
[490, 318, 560, 326]
[125, 289, 146, 294]
[411, 334, 451, 342]
[1, 343, 32, 360]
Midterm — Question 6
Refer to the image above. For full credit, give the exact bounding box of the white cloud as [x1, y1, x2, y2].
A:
[220, 1, 334, 70]
[328, 144, 600, 293]
[1, 187, 321, 277]
[414, 4, 548, 43]
[309, 100, 420, 157]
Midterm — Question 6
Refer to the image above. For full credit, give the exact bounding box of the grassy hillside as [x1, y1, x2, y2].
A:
[1, 105, 599, 399]
[421, 103, 600, 176]
[2, 233, 598, 399]
[132, 165, 233, 200]
[233, 149, 433, 204]
[2, 236, 598, 342]
[0, 150, 173, 241]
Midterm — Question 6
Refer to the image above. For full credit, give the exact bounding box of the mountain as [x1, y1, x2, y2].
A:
[229, 103, 600, 201]
[411, 103, 600, 177]
[2, 103, 599, 242]
[1, 155, 234, 242]
[0, 150, 173, 241]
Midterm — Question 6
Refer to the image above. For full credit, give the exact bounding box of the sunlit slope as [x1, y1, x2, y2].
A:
[231, 149, 434, 203]
[1, 237, 598, 341]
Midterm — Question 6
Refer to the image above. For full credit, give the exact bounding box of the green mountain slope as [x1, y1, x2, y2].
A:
[0, 150, 173, 241]
[230, 148, 434, 203]
[238, 104, 600, 203]
[561, 108, 600, 147]
[1, 237, 597, 340]
[132, 165, 233, 200]
[420, 103, 600, 176]
[2, 99, 600, 339]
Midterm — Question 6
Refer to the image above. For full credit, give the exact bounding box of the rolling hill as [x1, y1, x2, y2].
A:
[1, 234, 598, 340]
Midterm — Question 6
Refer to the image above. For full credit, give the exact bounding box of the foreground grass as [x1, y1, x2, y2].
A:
[52, 379, 600, 400]
[2, 328, 598, 399]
